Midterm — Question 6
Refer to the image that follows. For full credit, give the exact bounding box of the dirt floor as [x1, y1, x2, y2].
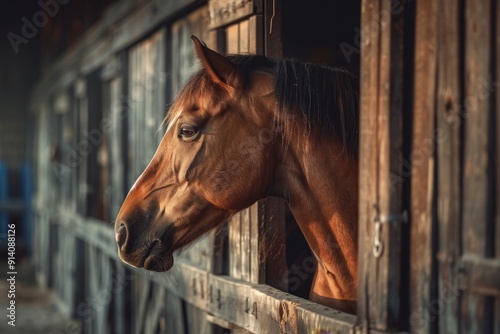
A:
[0, 257, 80, 334]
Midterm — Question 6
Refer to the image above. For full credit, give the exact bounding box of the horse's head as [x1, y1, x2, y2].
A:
[115, 37, 278, 271]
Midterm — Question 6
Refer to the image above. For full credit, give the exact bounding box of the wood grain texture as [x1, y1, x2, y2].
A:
[435, 0, 463, 333]
[410, 0, 438, 332]
[462, 0, 493, 332]
[358, 0, 406, 330]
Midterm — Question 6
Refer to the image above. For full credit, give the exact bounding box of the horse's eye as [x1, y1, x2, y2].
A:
[179, 124, 198, 141]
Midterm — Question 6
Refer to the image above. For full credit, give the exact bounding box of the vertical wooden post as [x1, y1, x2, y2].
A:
[435, 0, 462, 332]
[461, 0, 494, 331]
[494, 1, 500, 331]
[410, 0, 438, 333]
[358, 0, 408, 331]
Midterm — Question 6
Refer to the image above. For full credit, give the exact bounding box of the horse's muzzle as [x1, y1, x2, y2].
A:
[114, 216, 175, 272]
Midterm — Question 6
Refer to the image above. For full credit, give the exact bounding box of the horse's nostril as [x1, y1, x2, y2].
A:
[115, 223, 128, 249]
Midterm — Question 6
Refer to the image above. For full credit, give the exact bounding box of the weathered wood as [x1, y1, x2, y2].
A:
[208, 0, 262, 29]
[462, 0, 493, 332]
[230, 213, 243, 279]
[435, 0, 463, 333]
[261, 198, 287, 292]
[410, 0, 437, 333]
[207, 274, 356, 334]
[358, 0, 406, 330]
[358, 0, 382, 328]
[165, 291, 186, 334]
[143, 284, 166, 334]
[264, 0, 282, 58]
[248, 15, 263, 55]
[458, 255, 500, 298]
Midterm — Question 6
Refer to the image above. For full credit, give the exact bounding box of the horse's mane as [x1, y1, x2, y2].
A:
[169, 55, 359, 154]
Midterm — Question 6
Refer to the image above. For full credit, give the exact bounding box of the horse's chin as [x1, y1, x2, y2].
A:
[143, 250, 174, 272]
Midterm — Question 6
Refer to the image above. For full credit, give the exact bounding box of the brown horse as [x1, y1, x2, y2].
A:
[115, 36, 359, 314]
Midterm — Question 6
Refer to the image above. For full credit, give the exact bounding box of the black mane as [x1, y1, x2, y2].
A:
[274, 59, 359, 155]
[197, 55, 360, 154]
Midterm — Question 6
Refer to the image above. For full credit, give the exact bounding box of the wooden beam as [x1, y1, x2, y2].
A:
[458, 255, 500, 298]
[358, 0, 407, 330]
[462, 0, 493, 331]
[435, 0, 462, 333]
[410, 0, 438, 333]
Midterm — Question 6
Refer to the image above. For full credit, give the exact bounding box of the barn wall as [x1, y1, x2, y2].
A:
[31, 0, 500, 333]
[31, 0, 359, 333]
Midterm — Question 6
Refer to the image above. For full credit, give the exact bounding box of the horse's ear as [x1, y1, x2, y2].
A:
[191, 35, 243, 92]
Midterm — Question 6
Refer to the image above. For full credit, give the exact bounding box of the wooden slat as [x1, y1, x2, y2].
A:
[144, 284, 166, 334]
[410, 0, 438, 333]
[462, 0, 493, 331]
[165, 291, 186, 334]
[134, 273, 152, 334]
[249, 203, 261, 283]
[358, 0, 406, 330]
[261, 198, 287, 292]
[248, 15, 263, 55]
[241, 208, 251, 282]
[458, 255, 500, 298]
[435, 0, 462, 332]
[209, 0, 259, 29]
[227, 23, 239, 53]
[229, 213, 242, 279]
[358, 0, 382, 328]
[226, 22, 242, 281]
[207, 274, 356, 334]
[239, 20, 249, 54]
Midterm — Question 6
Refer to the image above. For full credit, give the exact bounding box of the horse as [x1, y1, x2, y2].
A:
[114, 36, 359, 314]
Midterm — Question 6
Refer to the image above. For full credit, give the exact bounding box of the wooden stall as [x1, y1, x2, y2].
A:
[31, 0, 499, 333]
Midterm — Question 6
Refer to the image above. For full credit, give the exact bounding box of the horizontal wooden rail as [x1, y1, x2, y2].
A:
[34, 200, 357, 333]
[458, 254, 500, 298]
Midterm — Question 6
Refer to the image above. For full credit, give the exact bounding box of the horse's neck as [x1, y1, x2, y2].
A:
[274, 131, 359, 307]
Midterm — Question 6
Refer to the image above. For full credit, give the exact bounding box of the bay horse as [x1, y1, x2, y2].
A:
[115, 36, 359, 314]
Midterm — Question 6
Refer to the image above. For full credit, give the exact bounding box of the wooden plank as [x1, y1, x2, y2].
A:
[209, 0, 260, 29]
[358, 0, 406, 330]
[241, 208, 251, 282]
[134, 273, 152, 334]
[185, 303, 212, 334]
[239, 20, 249, 54]
[249, 203, 261, 283]
[458, 255, 500, 298]
[165, 291, 186, 334]
[462, 0, 493, 332]
[230, 213, 243, 279]
[262, 198, 287, 292]
[435, 0, 463, 332]
[264, 0, 282, 58]
[358, 0, 383, 328]
[227, 23, 240, 53]
[144, 284, 166, 334]
[410, 0, 438, 333]
[248, 15, 263, 55]
[207, 274, 356, 334]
